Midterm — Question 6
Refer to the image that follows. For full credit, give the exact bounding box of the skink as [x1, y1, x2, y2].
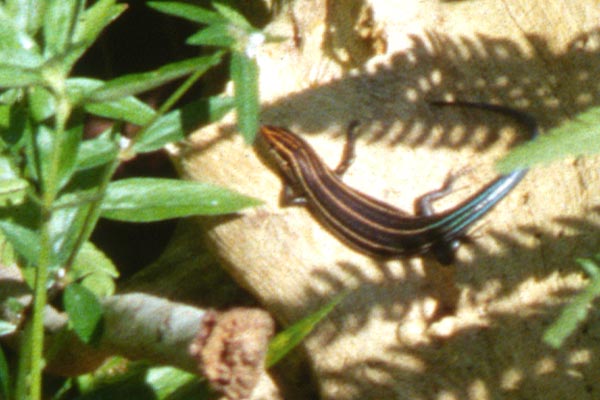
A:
[259, 102, 538, 264]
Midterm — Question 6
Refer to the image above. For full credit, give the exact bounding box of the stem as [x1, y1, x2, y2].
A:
[28, 91, 72, 400]
[124, 63, 210, 154]
[64, 156, 120, 270]
[28, 218, 52, 399]
[157, 68, 205, 115]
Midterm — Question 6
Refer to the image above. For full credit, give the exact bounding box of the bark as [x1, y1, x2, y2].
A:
[174, 0, 600, 399]
[0, 261, 278, 400]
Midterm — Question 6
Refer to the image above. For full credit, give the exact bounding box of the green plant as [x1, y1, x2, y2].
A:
[0, 0, 275, 398]
[498, 106, 600, 348]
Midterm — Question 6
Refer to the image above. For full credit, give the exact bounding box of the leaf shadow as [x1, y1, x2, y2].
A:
[181, 26, 600, 398]
[256, 28, 600, 397]
[268, 211, 600, 397]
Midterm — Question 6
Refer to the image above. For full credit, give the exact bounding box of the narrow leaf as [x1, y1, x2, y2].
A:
[65, 2, 125, 69]
[75, 130, 119, 170]
[70, 77, 156, 126]
[101, 178, 261, 222]
[266, 292, 347, 367]
[89, 54, 223, 102]
[66, 76, 103, 104]
[0, 65, 41, 88]
[73, 242, 119, 278]
[0, 49, 43, 69]
[0, 104, 9, 135]
[58, 120, 84, 191]
[579, 258, 600, 280]
[64, 283, 103, 343]
[35, 121, 83, 194]
[212, 2, 253, 30]
[51, 172, 109, 266]
[34, 124, 53, 191]
[0, 158, 18, 181]
[186, 24, 235, 47]
[47, 198, 91, 266]
[230, 51, 259, 143]
[0, 320, 17, 336]
[73, 0, 125, 46]
[0, 178, 28, 206]
[543, 257, 600, 348]
[81, 273, 116, 299]
[4, 104, 30, 159]
[28, 86, 55, 122]
[543, 279, 600, 348]
[72, 241, 119, 297]
[0, 152, 21, 179]
[84, 96, 156, 126]
[143, 366, 202, 399]
[133, 96, 234, 153]
[0, 11, 40, 54]
[498, 106, 600, 173]
[147, 1, 224, 25]
[43, 0, 79, 56]
[75, 363, 209, 400]
[5, 0, 45, 34]
[0, 220, 40, 265]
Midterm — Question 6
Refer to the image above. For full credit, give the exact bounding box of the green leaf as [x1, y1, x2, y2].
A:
[43, 0, 79, 56]
[72, 241, 119, 297]
[212, 2, 253, 30]
[63, 282, 103, 344]
[4, 103, 30, 159]
[69, 77, 156, 126]
[266, 292, 347, 367]
[147, 1, 224, 25]
[66, 77, 104, 104]
[230, 51, 259, 143]
[80, 273, 115, 299]
[143, 366, 203, 399]
[56, 117, 84, 190]
[0, 320, 17, 336]
[5, 0, 45, 34]
[578, 257, 600, 279]
[186, 24, 235, 47]
[0, 178, 28, 206]
[84, 96, 156, 126]
[34, 124, 53, 188]
[0, 344, 9, 400]
[47, 199, 91, 266]
[133, 96, 234, 153]
[498, 106, 600, 173]
[0, 105, 10, 135]
[0, 9, 40, 54]
[75, 362, 209, 400]
[50, 174, 110, 267]
[88, 54, 223, 102]
[75, 130, 119, 170]
[543, 256, 600, 348]
[0, 50, 43, 70]
[0, 154, 19, 179]
[101, 178, 262, 222]
[4, 297, 25, 321]
[0, 89, 21, 106]
[73, 0, 125, 47]
[21, 264, 36, 289]
[28, 86, 55, 122]
[63, 1, 125, 70]
[0, 219, 40, 265]
[0, 65, 41, 88]
[35, 121, 83, 194]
